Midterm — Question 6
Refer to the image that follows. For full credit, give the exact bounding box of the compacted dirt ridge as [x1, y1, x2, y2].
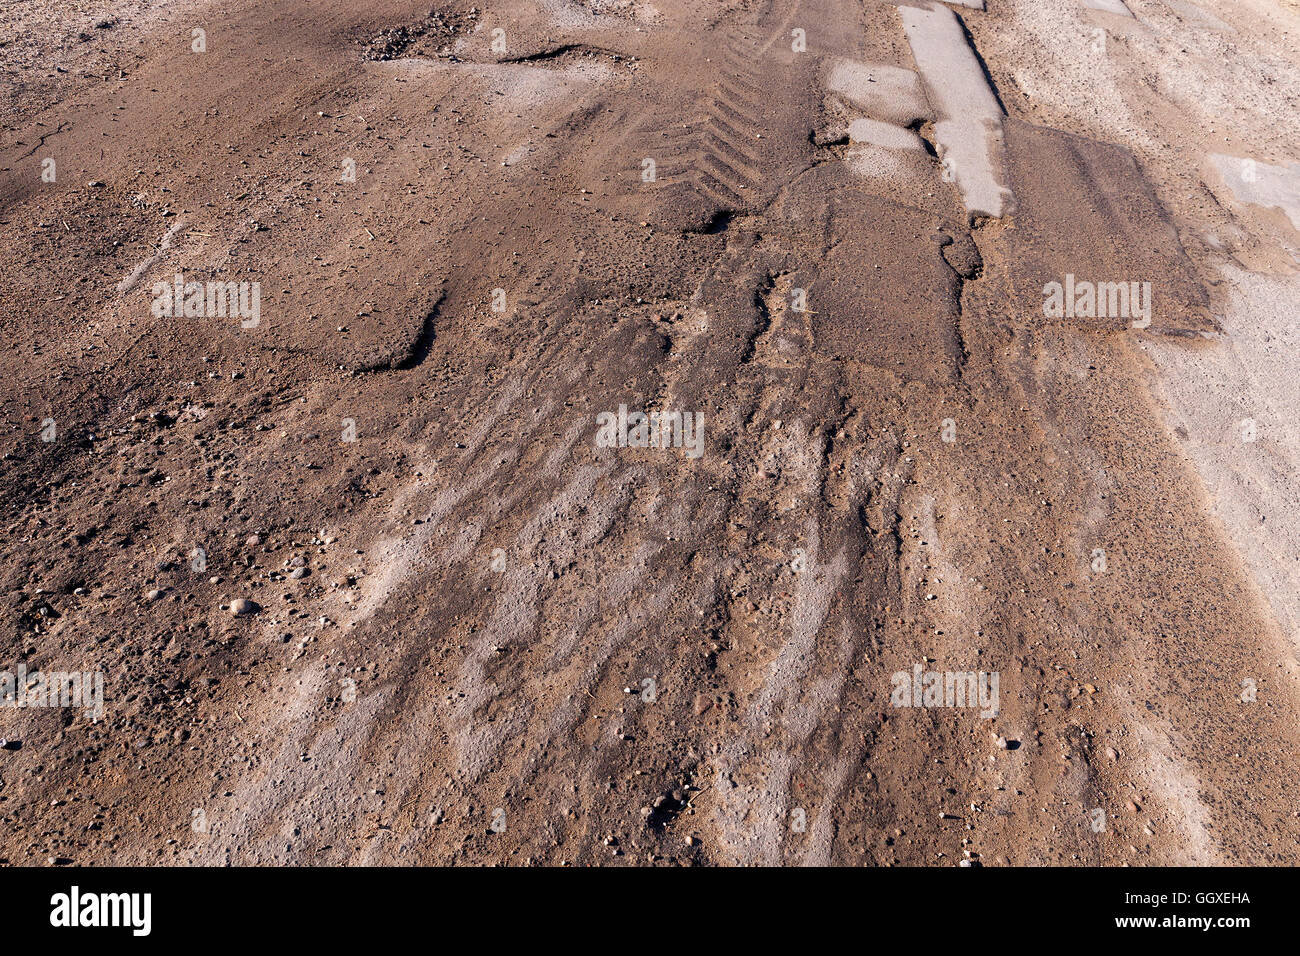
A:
[1, 0, 1299, 866]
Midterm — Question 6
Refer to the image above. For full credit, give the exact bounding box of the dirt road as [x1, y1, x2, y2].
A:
[2, 0, 1299, 865]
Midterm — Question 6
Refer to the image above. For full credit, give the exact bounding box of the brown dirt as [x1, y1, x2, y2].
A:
[1, 0, 1299, 866]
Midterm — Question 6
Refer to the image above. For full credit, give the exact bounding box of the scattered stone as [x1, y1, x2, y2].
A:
[230, 598, 261, 617]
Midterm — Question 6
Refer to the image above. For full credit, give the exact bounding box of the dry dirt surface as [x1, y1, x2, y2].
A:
[1, 0, 1299, 867]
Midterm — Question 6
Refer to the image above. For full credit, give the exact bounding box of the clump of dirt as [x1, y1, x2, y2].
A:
[361, 7, 480, 62]
[583, 0, 640, 17]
